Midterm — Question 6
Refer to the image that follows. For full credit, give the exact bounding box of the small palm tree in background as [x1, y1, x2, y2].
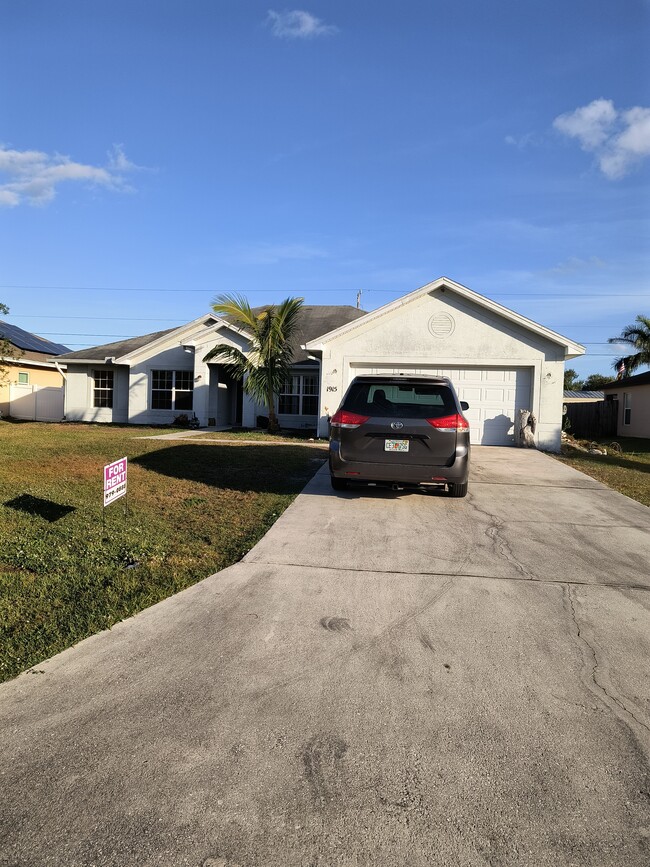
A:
[203, 294, 304, 433]
[608, 314, 650, 378]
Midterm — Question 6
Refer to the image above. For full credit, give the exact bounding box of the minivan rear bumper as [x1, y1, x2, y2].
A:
[329, 441, 470, 485]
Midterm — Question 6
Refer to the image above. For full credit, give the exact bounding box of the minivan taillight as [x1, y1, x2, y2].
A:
[330, 410, 370, 429]
[426, 413, 470, 432]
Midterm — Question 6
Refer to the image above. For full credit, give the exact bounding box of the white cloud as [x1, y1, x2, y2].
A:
[553, 99, 616, 149]
[267, 9, 337, 39]
[553, 99, 650, 179]
[0, 143, 141, 207]
[547, 256, 607, 276]
[504, 132, 538, 149]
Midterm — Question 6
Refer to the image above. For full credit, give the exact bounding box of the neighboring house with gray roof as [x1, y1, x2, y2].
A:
[54, 277, 585, 449]
[563, 390, 605, 403]
[0, 321, 70, 420]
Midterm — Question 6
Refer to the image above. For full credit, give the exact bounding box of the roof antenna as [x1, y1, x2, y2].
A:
[356, 289, 362, 309]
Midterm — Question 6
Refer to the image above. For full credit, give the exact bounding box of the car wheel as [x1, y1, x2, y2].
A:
[330, 475, 348, 491]
[448, 481, 468, 498]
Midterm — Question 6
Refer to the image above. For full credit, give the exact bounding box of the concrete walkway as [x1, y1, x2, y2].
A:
[1, 447, 649, 866]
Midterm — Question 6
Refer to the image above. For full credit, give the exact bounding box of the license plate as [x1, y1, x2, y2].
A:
[385, 439, 409, 452]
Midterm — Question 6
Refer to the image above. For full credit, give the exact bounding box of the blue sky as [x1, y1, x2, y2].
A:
[1, 0, 648, 377]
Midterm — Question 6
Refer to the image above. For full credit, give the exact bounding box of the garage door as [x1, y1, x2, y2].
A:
[350, 365, 533, 446]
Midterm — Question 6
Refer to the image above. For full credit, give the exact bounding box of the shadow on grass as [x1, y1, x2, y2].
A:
[4, 494, 76, 522]
[132, 443, 327, 494]
[566, 450, 650, 475]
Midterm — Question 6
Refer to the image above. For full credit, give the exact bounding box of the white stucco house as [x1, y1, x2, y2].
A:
[54, 277, 585, 451]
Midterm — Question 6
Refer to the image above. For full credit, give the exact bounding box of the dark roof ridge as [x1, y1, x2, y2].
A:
[602, 369, 650, 388]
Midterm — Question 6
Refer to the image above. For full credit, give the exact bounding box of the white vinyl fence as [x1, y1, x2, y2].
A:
[8, 384, 65, 422]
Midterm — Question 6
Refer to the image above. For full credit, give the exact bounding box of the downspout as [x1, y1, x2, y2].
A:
[54, 361, 67, 381]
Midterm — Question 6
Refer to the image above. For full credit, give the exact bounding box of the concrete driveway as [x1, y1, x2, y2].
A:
[1, 446, 649, 866]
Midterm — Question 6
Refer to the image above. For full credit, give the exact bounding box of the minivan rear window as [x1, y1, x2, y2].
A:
[343, 381, 456, 419]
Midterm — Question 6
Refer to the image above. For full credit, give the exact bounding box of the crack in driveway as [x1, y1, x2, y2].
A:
[564, 584, 650, 742]
[465, 492, 536, 580]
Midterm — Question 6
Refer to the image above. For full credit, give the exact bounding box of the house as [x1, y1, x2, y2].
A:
[0, 321, 70, 420]
[601, 371, 650, 439]
[54, 277, 585, 450]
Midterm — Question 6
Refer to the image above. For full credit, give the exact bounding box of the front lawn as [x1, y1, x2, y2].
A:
[553, 436, 650, 507]
[191, 427, 322, 443]
[0, 422, 326, 681]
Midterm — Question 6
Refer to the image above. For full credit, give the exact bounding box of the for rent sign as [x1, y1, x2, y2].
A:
[103, 457, 128, 507]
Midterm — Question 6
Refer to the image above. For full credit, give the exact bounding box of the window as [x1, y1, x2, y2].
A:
[18, 372, 29, 384]
[279, 373, 319, 416]
[93, 370, 114, 408]
[345, 381, 456, 419]
[151, 370, 194, 411]
[623, 393, 631, 426]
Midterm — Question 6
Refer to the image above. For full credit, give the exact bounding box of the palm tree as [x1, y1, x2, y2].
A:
[608, 315, 650, 377]
[203, 294, 304, 433]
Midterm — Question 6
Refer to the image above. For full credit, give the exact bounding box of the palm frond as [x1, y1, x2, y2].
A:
[202, 343, 248, 368]
[210, 294, 259, 333]
[608, 314, 650, 375]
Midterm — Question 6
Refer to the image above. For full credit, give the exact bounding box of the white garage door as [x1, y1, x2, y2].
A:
[350, 365, 533, 446]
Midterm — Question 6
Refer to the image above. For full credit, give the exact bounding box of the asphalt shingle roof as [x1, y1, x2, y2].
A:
[55, 328, 177, 361]
[0, 321, 70, 355]
[55, 306, 367, 364]
[250, 305, 367, 363]
[601, 370, 650, 389]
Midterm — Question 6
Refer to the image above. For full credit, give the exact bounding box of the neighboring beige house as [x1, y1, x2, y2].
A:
[601, 371, 650, 439]
[55, 277, 585, 451]
[0, 322, 70, 420]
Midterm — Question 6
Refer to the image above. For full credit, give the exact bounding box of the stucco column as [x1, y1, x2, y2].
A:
[192, 357, 210, 426]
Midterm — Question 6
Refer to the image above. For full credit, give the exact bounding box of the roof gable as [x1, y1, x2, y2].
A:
[305, 277, 585, 358]
[55, 306, 368, 368]
[55, 314, 235, 364]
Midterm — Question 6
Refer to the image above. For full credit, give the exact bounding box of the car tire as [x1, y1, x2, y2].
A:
[448, 481, 468, 498]
[330, 475, 348, 491]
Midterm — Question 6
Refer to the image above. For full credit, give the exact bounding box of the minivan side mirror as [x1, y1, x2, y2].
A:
[460, 401, 469, 411]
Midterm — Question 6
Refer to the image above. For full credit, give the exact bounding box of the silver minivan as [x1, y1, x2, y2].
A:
[329, 375, 470, 496]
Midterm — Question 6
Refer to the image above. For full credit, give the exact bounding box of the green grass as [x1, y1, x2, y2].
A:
[0, 421, 327, 681]
[189, 427, 322, 443]
[554, 436, 650, 507]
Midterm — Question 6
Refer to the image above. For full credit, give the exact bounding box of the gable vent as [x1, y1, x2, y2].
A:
[428, 312, 456, 338]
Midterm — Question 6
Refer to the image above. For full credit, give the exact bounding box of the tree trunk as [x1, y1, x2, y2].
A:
[515, 409, 537, 448]
[267, 387, 280, 433]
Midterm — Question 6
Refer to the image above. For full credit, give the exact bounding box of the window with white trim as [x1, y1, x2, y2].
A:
[93, 370, 114, 408]
[151, 370, 194, 410]
[623, 393, 631, 425]
[279, 373, 319, 416]
[18, 372, 29, 384]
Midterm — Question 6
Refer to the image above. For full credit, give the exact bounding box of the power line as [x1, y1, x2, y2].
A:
[34, 334, 630, 348]
[0, 283, 648, 297]
[6, 314, 627, 327]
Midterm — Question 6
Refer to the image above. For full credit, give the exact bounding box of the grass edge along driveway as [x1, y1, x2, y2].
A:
[552, 436, 650, 507]
[0, 422, 326, 682]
